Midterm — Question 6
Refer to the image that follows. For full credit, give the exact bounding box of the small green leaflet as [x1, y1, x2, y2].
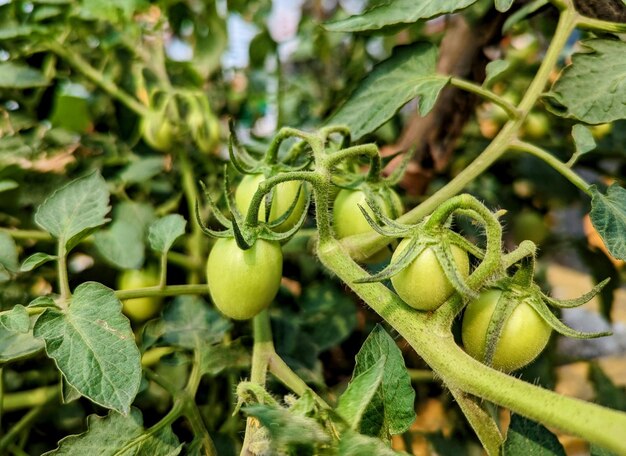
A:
[94, 201, 155, 270]
[336, 356, 386, 430]
[329, 43, 449, 140]
[571, 124, 596, 157]
[0, 318, 44, 363]
[35, 172, 111, 252]
[0, 232, 18, 281]
[325, 0, 478, 32]
[352, 325, 416, 439]
[0, 305, 30, 333]
[148, 214, 187, 254]
[20, 252, 57, 272]
[545, 40, 626, 124]
[0, 62, 49, 88]
[589, 184, 626, 261]
[34, 282, 141, 414]
[495, 0, 515, 12]
[503, 414, 565, 455]
[484, 60, 510, 87]
[43, 408, 182, 456]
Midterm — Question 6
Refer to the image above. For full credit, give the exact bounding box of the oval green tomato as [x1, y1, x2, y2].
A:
[332, 188, 403, 263]
[206, 238, 283, 320]
[390, 239, 469, 311]
[461, 289, 552, 372]
[118, 268, 163, 323]
[235, 174, 307, 233]
[140, 112, 174, 152]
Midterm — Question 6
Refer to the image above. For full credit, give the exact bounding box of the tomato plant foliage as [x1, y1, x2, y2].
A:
[1, 0, 626, 455]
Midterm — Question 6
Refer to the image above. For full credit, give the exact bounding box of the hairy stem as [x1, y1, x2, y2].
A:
[450, 77, 520, 119]
[509, 140, 591, 195]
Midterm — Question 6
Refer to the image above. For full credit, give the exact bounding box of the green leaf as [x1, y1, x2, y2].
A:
[495, 0, 515, 12]
[590, 184, 626, 261]
[0, 179, 18, 193]
[0, 318, 44, 363]
[338, 430, 406, 455]
[591, 444, 619, 456]
[503, 0, 549, 33]
[0, 305, 30, 333]
[329, 44, 448, 140]
[545, 40, 626, 124]
[300, 283, 357, 351]
[588, 362, 626, 412]
[572, 124, 596, 157]
[0, 232, 19, 274]
[28, 295, 57, 308]
[503, 414, 566, 455]
[94, 219, 144, 270]
[35, 172, 111, 252]
[353, 325, 416, 439]
[0, 62, 49, 88]
[148, 214, 187, 254]
[20, 252, 58, 272]
[33, 282, 141, 414]
[244, 403, 330, 450]
[337, 356, 386, 429]
[43, 408, 182, 456]
[161, 296, 232, 350]
[484, 60, 510, 87]
[325, 0, 478, 32]
[200, 340, 250, 377]
[118, 157, 167, 184]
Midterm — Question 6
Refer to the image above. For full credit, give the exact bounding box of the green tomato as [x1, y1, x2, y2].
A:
[118, 268, 163, 323]
[235, 174, 307, 233]
[189, 111, 220, 154]
[591, 123, 612, 139]
[512, 210, 549, 246]
[390, 239, 469, 311]
[140, 111, 174, 152]
[522, 112, 550, 139]
[461, 289, 552, 372]
[206, 237, 283, 320]
[332, 188, 403, 263]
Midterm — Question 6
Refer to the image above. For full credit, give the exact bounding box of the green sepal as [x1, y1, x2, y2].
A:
[482, 292, 517, 366]
[199, 181, 232, 228]
[432, 242, 477, 300]
[266, 183, 307, 229]
[542, 278, 610, 309]
[528, 297, 612, 339]
[194, 199, 232, 239]
[228, 133, 257, 174]
[354, 236, 428, 284]
[384, 147, 416, 186]
[261, 189, 312, 244]
[228, 120, 260, 171]
[446, 231, 485, 259]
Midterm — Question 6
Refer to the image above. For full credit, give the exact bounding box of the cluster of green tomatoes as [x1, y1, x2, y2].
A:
[122, 126, 610, 376]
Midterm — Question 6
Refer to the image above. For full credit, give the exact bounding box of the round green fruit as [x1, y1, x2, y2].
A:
[332, 188, 403, 263]
[461, 289, 552, 372]
[118, 268, 163, 323]
[235, 174, 307, 233]
[206, 238, 283, 320]
[390, 239, 469, 311]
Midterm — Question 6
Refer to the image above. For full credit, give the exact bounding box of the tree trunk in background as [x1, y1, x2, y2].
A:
[384, 9, 508, 195]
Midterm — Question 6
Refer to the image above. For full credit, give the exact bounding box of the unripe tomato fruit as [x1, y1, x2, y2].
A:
[512, 210, 549, 246]
[522, 112, 550, 139]
[206, 238, 282, 320]
[390, 239, 469, 311]
[117, 268, 163, 323]
[235, 174, 307, 233]
[140, 112, 174, 152]
[332, 188, 403, 263]
[461, 289, 552, 372]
